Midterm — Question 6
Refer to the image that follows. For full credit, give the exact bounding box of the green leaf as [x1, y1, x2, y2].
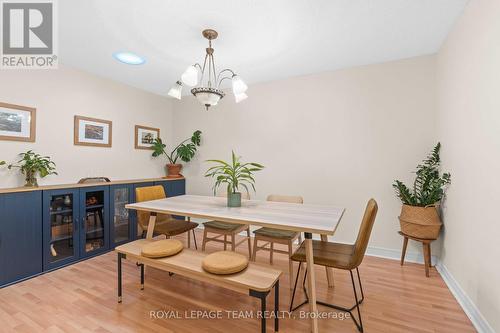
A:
[394, 143, 451, 206]
[205, 151, 264, 196]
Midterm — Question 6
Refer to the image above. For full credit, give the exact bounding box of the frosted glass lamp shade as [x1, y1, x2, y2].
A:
[195, 92, 221, 106]
[168, 81, 182, 99]
[234, 92, 248, 103]
[181, 65, 199, 86]
[191, 87, 225, 110]
[232, 75, 248, 95]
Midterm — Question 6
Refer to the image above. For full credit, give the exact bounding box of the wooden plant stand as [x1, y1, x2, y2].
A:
[399, 231, 435, 277]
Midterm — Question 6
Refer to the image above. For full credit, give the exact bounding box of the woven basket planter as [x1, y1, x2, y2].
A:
[399, 204, 442, 240]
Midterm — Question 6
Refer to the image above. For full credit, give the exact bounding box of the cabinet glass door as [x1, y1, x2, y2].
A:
[111, 185, 133, 246]
[44, 190, 79, 269]
[81, 187, 109, 256]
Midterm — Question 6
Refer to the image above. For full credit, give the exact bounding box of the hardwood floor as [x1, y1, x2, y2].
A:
[0, 231, 475, 333]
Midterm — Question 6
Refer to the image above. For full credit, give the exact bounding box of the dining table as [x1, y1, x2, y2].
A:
[126, 194, 345, 333]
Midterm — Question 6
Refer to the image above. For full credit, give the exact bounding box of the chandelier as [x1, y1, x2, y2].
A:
[168, 29, 248, 110]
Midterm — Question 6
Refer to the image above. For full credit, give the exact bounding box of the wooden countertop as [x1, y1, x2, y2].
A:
[0, 177, 184, 194]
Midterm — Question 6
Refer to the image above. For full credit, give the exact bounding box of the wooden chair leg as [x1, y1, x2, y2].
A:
[202, 228, 208, 252]
[231, 233, 236, 251]
[401, 236, 409, 266]
[252, 236, 258, 261]
[188, 230, 191, 249]
[224, 235, 227, 250]
[288, 241, 294, 290]
[270, 242, 274, 264]
[246, 228, 252, 258]
[423, 242, 430, 277]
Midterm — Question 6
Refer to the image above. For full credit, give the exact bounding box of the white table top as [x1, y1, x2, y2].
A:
[126, 194, 345, 235]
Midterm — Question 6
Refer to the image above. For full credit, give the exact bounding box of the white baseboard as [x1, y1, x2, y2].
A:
[365, 245, 438, 265]
[435, 262, 495, 333]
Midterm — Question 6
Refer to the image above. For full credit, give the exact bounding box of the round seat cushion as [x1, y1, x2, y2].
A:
[202, 251, 249, 275]
[141, 239, 183, 258]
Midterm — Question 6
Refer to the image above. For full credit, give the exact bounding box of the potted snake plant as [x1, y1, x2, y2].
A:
[393, 143, 451, 239]
[152, 130, 202, 178]
[205, 151, 264, 207]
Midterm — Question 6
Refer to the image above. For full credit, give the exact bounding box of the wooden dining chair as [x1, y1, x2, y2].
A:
[135, 186, 199, 249]
[201, 192, 252, 257]
[289, 199, 378, 333]
[252, 194, 303, 289]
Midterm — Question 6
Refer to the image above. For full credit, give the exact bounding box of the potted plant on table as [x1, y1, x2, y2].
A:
[152, 130, 202, 178]
[7, 150, 57, 187]
[205, 151, 264, 207]
[393, 143, 451, 239]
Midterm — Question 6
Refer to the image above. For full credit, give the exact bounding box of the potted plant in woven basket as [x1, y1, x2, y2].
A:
[152, 130, 202, 178]
[393, 143, 451, 240]
[205, 151, 264, 207]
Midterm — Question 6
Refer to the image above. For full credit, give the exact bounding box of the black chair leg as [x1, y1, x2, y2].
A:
[192, 229, 198, 250]
[289, 264, 365, 333]
[289, 262, 302, 312]
[349, 269, 364, 332]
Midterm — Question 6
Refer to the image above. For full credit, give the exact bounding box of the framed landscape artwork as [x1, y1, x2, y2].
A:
[0, 102, 36, 142]
[74, 115, 112, 147]
[135, 125, 160, 150]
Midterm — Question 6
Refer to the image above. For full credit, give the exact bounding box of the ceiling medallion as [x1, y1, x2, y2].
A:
[168, 29, 248, 110]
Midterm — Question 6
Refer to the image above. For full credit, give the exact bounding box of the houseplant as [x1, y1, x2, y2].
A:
[7, 150, 57, 187]
[393, 143, 451, 239]
[152, 130, 202, 178]
[205, 151, 264, 207]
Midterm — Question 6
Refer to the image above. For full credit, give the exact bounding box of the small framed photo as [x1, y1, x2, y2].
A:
[135, 125, 160, 150]
[0, 102, 36, 142]
[74, 115, 112, 147]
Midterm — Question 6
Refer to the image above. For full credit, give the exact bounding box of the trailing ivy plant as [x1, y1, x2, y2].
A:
[8, 150, 57, 187]
[205, 151, 264, 195]
[393, 143, 451, 207]
[152, 130, 202, 164]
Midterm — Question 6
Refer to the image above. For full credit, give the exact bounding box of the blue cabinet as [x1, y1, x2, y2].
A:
[43, 186, 110, 269]
[110, 184, 135, 248]
[2, 178, 185, 286]
[42, 188, 80, 270]
[79, 186, 110, 258]
[155, 178, 186, 197]
[0, 192, 43, 286]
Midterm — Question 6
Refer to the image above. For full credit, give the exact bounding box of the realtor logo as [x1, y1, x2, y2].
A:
[1, 0, 57, 68]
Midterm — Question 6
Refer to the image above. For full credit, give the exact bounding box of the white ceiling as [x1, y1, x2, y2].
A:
[59, 0, 467, 96]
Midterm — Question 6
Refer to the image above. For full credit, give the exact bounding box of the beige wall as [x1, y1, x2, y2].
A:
[0, 65, 174, 188]
[173, 55, 437, 255]
[436, 0, 500, 331]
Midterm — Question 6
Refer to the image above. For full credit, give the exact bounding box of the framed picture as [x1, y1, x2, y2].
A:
[135, 125, 160, 150]
[74, 115, 112, 147]
[0, 102, 36, 142]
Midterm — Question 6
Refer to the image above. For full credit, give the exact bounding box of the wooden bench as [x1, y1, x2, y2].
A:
[115, 239, 282, 333]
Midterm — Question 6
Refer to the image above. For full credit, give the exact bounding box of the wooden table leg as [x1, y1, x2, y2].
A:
[145, 212, 157, 240]
[304, 233, 319, 333]
[401, 236, 408, 266]
[320, 234, 334, 287]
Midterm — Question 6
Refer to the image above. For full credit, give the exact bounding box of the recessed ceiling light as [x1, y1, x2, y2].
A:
[113, 52, 145, 65]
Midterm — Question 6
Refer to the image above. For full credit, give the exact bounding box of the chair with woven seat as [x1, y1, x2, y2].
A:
[201, 192, 252, 257]
[135, 186, 199, 249]
[251, 194, 303, 289]
[289, 198, 378, 333]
